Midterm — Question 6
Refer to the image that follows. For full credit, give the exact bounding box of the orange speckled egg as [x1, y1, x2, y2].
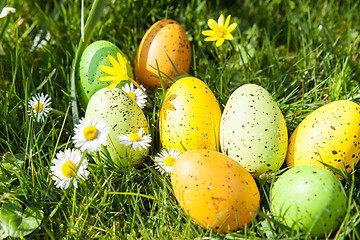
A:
[171, 149, 260, 233]
[287, 100, 360, 173]
[159, 77, 221, 153]
[135, 19, 191, 89]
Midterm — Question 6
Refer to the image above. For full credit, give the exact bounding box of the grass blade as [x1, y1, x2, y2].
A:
[70, 0, 108, 126]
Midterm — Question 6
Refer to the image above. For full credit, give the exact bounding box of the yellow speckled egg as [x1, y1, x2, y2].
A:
[159, 77, 221, 152]
[287, 100, 360, 173]
[171, 149, 260, 233]
[135, 19, 191, 89]
[220, 84, 288, 177]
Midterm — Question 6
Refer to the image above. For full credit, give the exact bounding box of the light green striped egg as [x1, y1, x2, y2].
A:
[78, 40, 133, 108]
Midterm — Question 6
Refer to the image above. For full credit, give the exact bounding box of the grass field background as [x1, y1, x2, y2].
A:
[1, 0, 360, 239]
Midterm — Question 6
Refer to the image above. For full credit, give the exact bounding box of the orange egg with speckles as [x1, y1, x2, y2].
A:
[135, 19, 191, 89]
[171, 149, 260, 233]
[159, 77, 221, 153]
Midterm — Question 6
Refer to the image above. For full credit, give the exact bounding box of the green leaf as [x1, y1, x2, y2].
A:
[0, 225, 8, 240]
[1, 153, 25, 172]
[0, 200, 44, 238]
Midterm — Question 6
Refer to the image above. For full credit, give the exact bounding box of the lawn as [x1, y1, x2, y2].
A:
[1, 0, 360, 239]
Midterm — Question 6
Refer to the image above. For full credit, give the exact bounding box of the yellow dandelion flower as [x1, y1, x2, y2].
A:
[98, 52, 129, 90]
[99, 52, 147, 95]
[202, 14, 237, 47]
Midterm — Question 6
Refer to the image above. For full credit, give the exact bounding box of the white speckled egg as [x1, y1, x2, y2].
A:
[220, 84, 288, 177]
[85, 87, 150, 166]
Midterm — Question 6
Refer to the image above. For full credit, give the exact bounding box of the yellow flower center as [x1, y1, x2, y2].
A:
[83, 126, 98, 140]
[34, 102, 43, 113]
[216, 26, 227, 38]
[127, 92, 137, 100]
[62, 161, 77, 178]
[129, 133, 141, 142]
[163, 156, 176, 166]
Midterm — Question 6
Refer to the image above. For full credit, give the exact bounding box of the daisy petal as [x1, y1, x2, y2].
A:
[0, 7, 16, 18]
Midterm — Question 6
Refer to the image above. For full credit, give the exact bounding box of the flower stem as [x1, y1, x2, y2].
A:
[227, 40, 236, 69]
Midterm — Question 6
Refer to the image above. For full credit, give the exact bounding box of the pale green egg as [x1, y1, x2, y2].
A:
[85, 87, 149, 167]
[220, 84, 288, 177]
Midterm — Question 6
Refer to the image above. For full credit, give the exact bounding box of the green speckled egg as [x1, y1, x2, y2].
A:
[159, 77, 221, 153]
[220, 84, 288, 177]
[287, 100, 360, 174]
[270, 165, 347, 237]
[78, 40, 133, 108]
[85, 87, 149, 166]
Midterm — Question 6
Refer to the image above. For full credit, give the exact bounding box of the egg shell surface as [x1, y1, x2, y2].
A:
[270, 165, 347, 237]
[135, 19, 191, 89]
[159, 77, 221, 153]
[78, 40, 133, 108]
[85, 87, 149, 166]
[286, 100, 360, 173]
[171, 149, 260, 233]
[220, 84, 288, 177]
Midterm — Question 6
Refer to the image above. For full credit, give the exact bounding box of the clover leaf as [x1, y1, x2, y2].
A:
[0, 200, 44, 238]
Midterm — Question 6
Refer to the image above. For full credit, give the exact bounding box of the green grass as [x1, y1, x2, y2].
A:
[1, 0, 360, 239]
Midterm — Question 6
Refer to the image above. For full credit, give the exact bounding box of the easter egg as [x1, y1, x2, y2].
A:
[85, 87, 149, 166]
[220, 84, 288, 177]
[78, 40, 133, 108]
[270, 165, 347, 237]
[134, 19, 191, 89]
[287, 100, 360, 173]
[171, 149, 260, 233]
[159, 77, 221, 153]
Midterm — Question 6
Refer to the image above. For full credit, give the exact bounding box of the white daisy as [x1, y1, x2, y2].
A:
[154, 148, 182, 175]
[73, 116, 110, 153]
[121, 83, 147, 109]
[0, 7, 16, 18]
[27, 93, 52, 122]
[117, 127, 151, 151]
[50, 148, 90, 190]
